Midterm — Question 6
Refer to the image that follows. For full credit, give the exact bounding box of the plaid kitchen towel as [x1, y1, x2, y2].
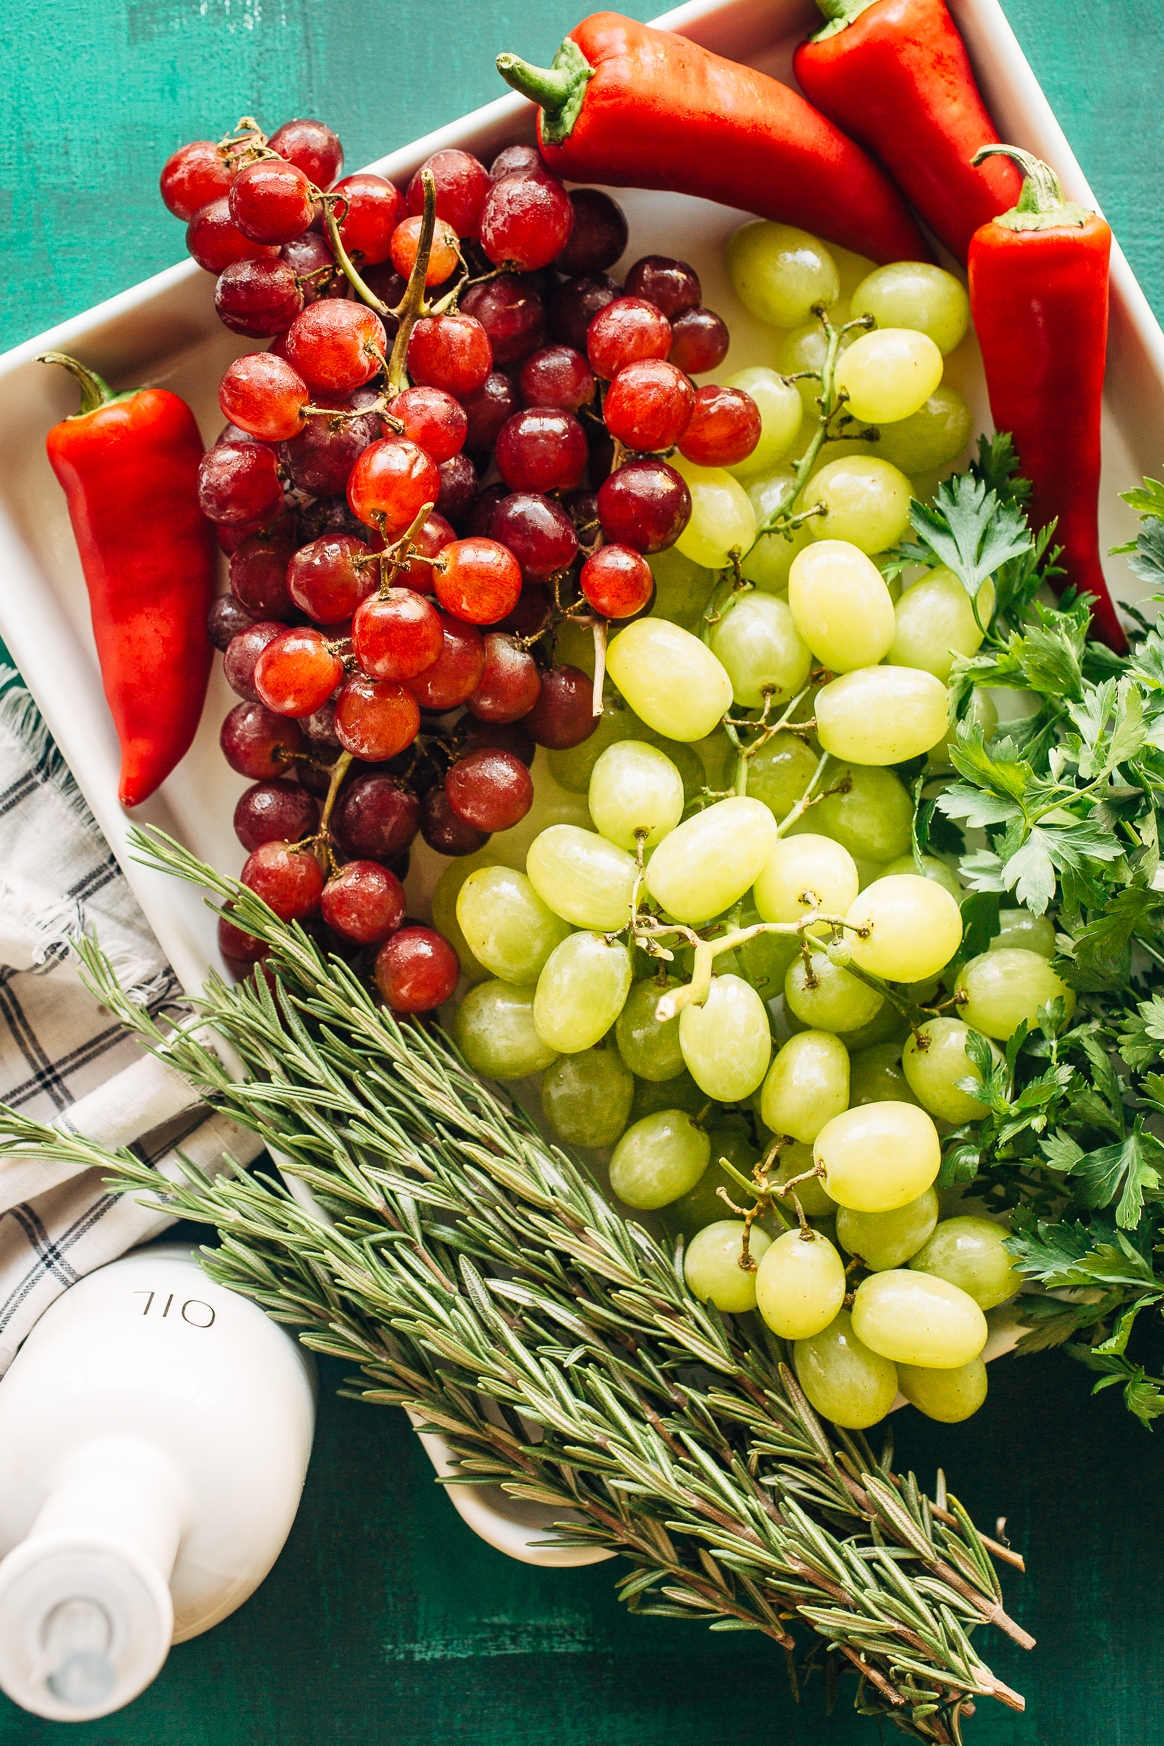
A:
[0, 668, 263, 1372]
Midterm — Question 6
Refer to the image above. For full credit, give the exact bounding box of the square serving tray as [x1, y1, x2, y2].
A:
[0, 0, 1159, 1567]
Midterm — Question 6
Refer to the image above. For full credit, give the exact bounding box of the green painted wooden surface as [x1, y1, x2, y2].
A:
[4, 2, 1164, 1741]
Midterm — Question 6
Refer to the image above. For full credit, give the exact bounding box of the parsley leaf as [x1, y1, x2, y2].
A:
[907, 472, 1034, 604]
[1068, 1119, 1164, 1228]
[970, 431, 1032, 508]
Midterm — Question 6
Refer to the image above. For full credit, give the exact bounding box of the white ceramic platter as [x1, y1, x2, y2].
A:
[0, 0, 1159, 1565]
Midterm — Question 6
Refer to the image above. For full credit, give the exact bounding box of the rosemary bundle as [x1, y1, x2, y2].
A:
[0, 830, 1030, 1742]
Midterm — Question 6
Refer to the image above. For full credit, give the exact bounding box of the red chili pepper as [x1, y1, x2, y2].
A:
[793, 0, 1022, 265]
[41, 353, 218, 805]
[496, 12, 930, 266]
[967, 148, 1125, 653]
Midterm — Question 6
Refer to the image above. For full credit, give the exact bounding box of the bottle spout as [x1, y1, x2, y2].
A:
[42, 1599, 116, 1708]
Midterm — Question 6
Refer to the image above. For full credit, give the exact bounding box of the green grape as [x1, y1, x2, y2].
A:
[989, 908, 1057, 959]
[724, 366, 803, 477]
[740, 470, 813, 592]
[553, 615, 596, 678]
[761, 1031, 850, 1143]
[631, 1067, 706, 1122]
[607, 618, 734, 742]
[588, 740, 684, 851]
[874, 387, 972, 474]
[541, 1045, 634, 1148]
[889, 567, 994, 681]
[881, 853, 963, 903]
[837, 1003, 909, 1052]
[897, 1357, 987, 1422]
[772, 1138, 837, 1217]
[431, 848, 500, 983]
[646, 796, 779, 925]
[846, 873, 963, 982]
[679, 972, 773, 1101]
[726, 220, 840, 328]
[848, 1041, 919, 1108]
[784, 950, 884, 1034]
[753, 832, 860, 934]
[836, 1188, 939, 1271]
[533, 931, 633, 1054]
[647, 544, 718, 631]
[814, 1101, 940, 1211]
[812, 762, 913, 864]
[548, 697, 650, 793]
[668, 1123, 760, 1236]
[816, 666, 948, 764]
[693, 725, 735, 793]
[616, 976, 686, 1081]
[902, 1018, 998, 1121]
[747, 730, 819, 820]
[684, 1219, 772, 1313]
[909, 1215, 1020, 1309]
[807, 455, 912, 554]
[708, 591, 812, 710]
[453, 981, 558, 1080]
[672, 458, 757, 570]
[794, 1308, 898, 1429]
[955, 948, 1075, 1039]
[755, 1228, 847, 1338]
[526, 824, 637, 931]
[786, 539, 897, 671]
[490, 758, 593, 871]
[928, 686, 998, 770]
[850, 1269, 988, 1368]
[609, 1109, 711, 1208]
[834, 328, 944, 424]
[456, 866, 573, 985]
[731, 904, 803, 999]
[849, 262, 970, 355]
[774, 320, 856, 419]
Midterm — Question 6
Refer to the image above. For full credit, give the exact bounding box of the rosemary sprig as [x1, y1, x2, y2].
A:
[0, 828, 1030, 1740]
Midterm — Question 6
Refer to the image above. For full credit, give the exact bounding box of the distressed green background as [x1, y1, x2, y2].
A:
[3, 1, 1164, 1742]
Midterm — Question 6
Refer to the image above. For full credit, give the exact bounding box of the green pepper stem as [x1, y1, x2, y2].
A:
[972, 144, 1092, 230]
[810, 0, 881, 38]
[496, 40, 594, 145]
[37, 352, 114, 416]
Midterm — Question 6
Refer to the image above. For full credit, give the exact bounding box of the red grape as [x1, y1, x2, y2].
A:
[554, 190, 628, 276]
[406, 613, 485, 709]
[187, 198, 280, 274]
[286, 300, 387, 392]
[385, 385, 467, 463]
[218, 351, 310, 442]
[334, 774, 419, 861]
[161, 140, 234, 221]
[225, 620, 288, 701]
[198, 442, 283, 526]
[389, 215, 460, 286]
[334, 673, 421, 760]
[597, 458, 691, 553]
[624, 255, 701, 318]
[215, 258, 304, 337]
[321, 859, 406, 945]
[525, 665, 598, 750]
[278, 388, 381, 497]
[460, 276, 546, 369]
[434, 538, 522, 625]
[547, 273, 621, 353]
[495, 408, 587, 493]
[461, 716, 536, 765]
[518, 345, 595, 414]
[407, 314, 492, 396]
[497, 584, 552, 641]
[406, 150, 491, 237]
[466, 633, 541, 723]
[487, 492, 577, 582]
[669, 306, 730, 375]
[229, 159, 316, 245]
[419, 786, 491, 856]
[330, 172, 404, 265]
[490, 144, 545, 181]
[436, 453, 478, 525]
[241, 838, 324, 920]
[374, 926, 460, 1012]
[229, 526, 295, 617]
[255, 627, 345, 717]
[352, 589, 444, 680]
[347, 438, 441, 536]
[679, 384, 762, 467]
[467, 483, 509, 538]
[445, 748, 532, 832]
[267, 119, 343, 189]
[281, 230, 344, 303]
[287, 534, 374, 622]
[390, 511, 456, 588]
[221, 701, 304, 778]
[480, 173, 573, 270]
[587, 298, 672, 380]
[604, 358, 695, 452]
[459, 372, 520, 456]
[218, 908, 269, 965]
[234, 779, 320, 852]
[208, 593, 258, 651]
[579, 545, 654, 619]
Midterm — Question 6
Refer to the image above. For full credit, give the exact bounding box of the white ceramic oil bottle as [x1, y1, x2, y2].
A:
[0, 1243, 315, 1720]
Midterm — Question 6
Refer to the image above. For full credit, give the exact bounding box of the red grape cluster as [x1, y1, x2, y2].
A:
[161, 116, 756, 1013]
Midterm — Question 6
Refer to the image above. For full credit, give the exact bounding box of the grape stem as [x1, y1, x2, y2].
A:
[773, 749, 830, 835]
[321, 170, 438, 396]
[654, 912, 859, 1020]
[375, 499, 436, 595]
[591, 618, 608, 717]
